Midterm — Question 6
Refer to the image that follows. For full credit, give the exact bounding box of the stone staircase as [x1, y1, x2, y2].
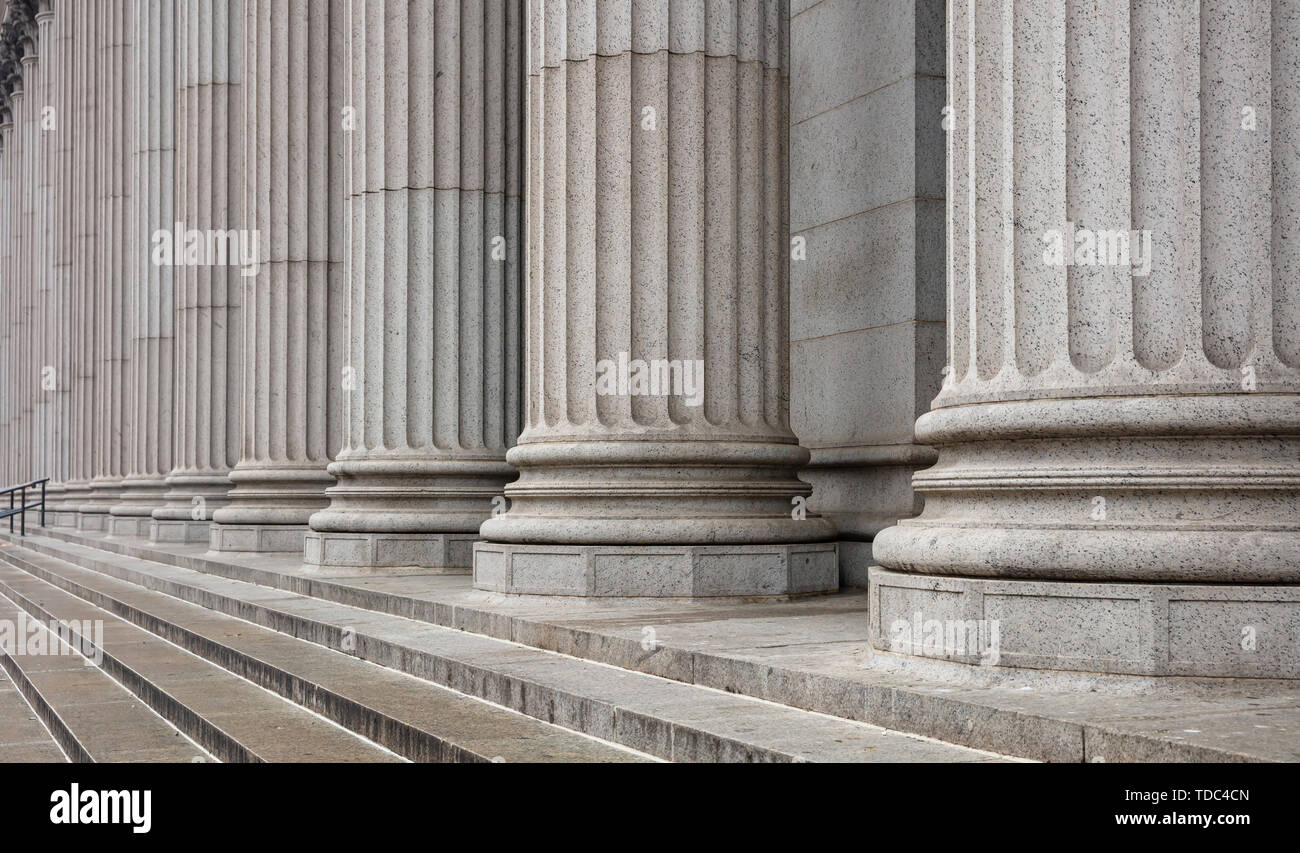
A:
[0, 532, 1012, 763]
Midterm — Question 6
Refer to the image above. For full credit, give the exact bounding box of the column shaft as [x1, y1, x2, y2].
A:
[303, 0, 524, 570]
[474, 0, 836, 597]
[79, 0, 134, 530]
[62, 3, 97, 522]
[870, 0, 1300, 678]
[111, 0, 177, 535]
[150, 0, 246, 543]
[210, 0, 346, 553]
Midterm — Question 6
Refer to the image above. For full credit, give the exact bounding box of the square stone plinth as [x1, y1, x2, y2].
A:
[210, 524, 308, 553]
[473, 542, 839, 597]
[149, 519, 212, 544]
[303, 531, 477, 571]
[869, 567, 1300, 679]
[76, 513, 108, 532]
[107, 516, 152, 537]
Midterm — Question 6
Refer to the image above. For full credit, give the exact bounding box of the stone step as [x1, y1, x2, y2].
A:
[0, 661, 68, 762]
[0, 536, 1012, 762]
[0, 547, 653, 763]
[0, 592, 208, 762]
[0, 560, 404, 763]
[32, 528, 1297, 763]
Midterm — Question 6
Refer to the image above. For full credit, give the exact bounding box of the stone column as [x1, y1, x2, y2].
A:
[50, 1, 89, 520]
[78, 0, 133, 531]
[0, 76, 13, 490]
[210, 0, 345, 553]
[870, 0, 1300, 678]
[11, 54, 30, 488]
[110, 0, 176, 535]
[23, 34, 39, 488]
[36, 2, 68, 511]
[15, 43, 34, 486]
[473, 0, 836, 597]
[53, 1, 96, 524]
[151, 0, 245, 543]
[303, 0, 524, 570]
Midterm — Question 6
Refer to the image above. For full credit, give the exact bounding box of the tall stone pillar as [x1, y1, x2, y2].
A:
[151, 0, 245, 543]
[10, 54, 30, 488]
[473, 0, 836, 597]
[53, 1, 96, 525]
[870, 0, 1300, 678]
[210, 0, 346, 553]
[303, 0, 524, 570]
[15, 41, 34, 487]
[23, 34, 39, 489]
[111, 0, 175, 535]
[36, 1, 68, 511]
[0, 74, 14, 490]
[78, 0, 133, 531]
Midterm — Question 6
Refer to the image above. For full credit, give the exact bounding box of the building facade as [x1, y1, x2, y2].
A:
[0, 0, 1296, 679]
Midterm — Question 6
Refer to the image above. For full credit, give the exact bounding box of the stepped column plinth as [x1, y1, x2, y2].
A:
[209, 0, 347, 553]
[472, 0, 837, 597]
[150, 0, 245, 543]
[303, 0, 524, 570]
[870, 0, 1300, 677]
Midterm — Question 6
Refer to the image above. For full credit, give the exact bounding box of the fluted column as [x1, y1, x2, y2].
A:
[150, 0, 245, 543]
[21, 32, 40, 489]
[53, 0, 96, 523]
[303, 0, 524, 570]
[36, 2, 67, 511]
[14, 47, 33, 487]
[78, 0, 133, 530]
[0, 84, 13, 490]
[473, 0, 836, 597]
[109, 0, 175, 535]
[210, 0, 345, 553]
[870, 1, 1300, 677]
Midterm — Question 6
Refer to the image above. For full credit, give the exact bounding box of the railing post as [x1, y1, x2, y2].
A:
[40, 480, 46, 528]
[19, 486, 26, 536]
[8, 490, 12, 533]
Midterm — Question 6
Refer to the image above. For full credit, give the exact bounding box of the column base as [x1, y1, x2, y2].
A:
[210, 524, 308, 553]
[106, 516, 153, 537]
[149, 518, 213, 544]
[76, 511, 110, 532]
[303, 531, 476, 571]
[868, 566, 1300, 679]
[107, 476, 170, 538]
[473, 541, 839, 597]
[50, 511, 80, 528]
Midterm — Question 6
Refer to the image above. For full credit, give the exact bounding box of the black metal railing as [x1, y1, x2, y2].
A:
[0, 478, 47, 535]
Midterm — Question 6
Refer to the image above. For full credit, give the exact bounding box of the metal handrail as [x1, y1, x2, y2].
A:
[0, 478, 48, 535]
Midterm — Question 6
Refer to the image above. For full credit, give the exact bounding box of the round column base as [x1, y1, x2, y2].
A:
[868, 566, 1300, 679]
[473, 541, 839, 598]
[304, 531, 478, 571]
